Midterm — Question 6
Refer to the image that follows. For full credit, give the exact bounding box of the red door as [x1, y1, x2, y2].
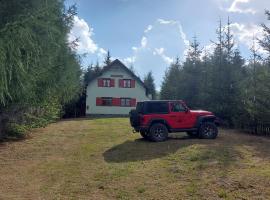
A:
[169, 102, 193, 129]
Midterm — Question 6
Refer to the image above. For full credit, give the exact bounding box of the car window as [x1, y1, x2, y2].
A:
[136, 102, 144, 113]
[171, 102, 186, 112]
[146, 102, 169, 114]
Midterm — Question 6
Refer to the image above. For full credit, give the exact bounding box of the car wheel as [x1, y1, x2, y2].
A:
[186, 131, 199, 138]
[199, 122, 218, 139]
[149, 123, 168, 142]
[140, 131, 150, 140]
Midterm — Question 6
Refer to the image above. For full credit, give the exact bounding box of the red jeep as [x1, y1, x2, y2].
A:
[129, 100, 219, 142]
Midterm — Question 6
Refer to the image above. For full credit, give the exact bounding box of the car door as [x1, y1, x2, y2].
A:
[169, 101, 192, 129]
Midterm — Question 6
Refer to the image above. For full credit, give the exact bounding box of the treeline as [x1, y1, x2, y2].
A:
[0, 0, 81, 138]
[160, 13, 270, 130]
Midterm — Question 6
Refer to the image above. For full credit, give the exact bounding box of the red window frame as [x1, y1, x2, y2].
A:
[119, 79, 135, 88]
[101, 97, 113, 106]
[98, 78, 115, 87]
[120, 98, 131, 107]
[102, 79, 111, 87]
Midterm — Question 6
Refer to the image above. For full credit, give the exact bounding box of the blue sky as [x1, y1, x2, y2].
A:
[66, 0, 270, 89]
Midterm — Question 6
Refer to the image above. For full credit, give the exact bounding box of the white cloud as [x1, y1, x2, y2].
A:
[218, 0, 270, 15]
[228, 0, 256, 14]
[144, 25, 153, 33]
[122, 18, 188, 88]
[123, 56, 136, 65]
[68, 16, 98, 54]
[230, 22, 267, 54]
[141, 37, 148, 48]
[97, 48, 107, 59]
[153, 48, 173, 64]
[153, 48, 165, 55]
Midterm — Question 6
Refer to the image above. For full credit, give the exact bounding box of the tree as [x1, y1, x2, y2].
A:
[181, 36, 203, 108]
[104, 50, 112, 67]
[143, 72, 156, 99]
[0, 0, 81, 136]
[160, 57, 182, 100]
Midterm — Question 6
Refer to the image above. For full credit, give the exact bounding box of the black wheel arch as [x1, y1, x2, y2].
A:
[148, 119, 171, 132]
[195, 115, 217, 128]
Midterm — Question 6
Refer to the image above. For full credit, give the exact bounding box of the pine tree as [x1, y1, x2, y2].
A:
[104, 50, 112, 67]
[181, 36, 203, 108]
[160, 58, 182, 100]
[143, 72, 156, 99]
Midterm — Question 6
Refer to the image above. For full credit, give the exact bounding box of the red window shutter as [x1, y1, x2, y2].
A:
[131, 80, 135, 88]
[96, 97, 102, 106]
[97, 79, 103, 87]
[110, 79, 115, 87]
[131, 98, 136, 107]
[112, 98, 120, 106]
[119, 79, 124, 88]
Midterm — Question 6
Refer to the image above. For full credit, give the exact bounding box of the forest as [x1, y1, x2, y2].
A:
[0, 0, 269, 138]
[160, 13, 270, 132]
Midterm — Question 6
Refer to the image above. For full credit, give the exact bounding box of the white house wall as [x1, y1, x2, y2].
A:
[86, 65, 150, 115]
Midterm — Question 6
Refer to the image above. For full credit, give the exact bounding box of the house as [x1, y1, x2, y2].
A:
[86, 59, 151, 115]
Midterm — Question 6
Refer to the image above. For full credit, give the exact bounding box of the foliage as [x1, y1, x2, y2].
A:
[0, 0, 81, 137]
[160, 14, 270, 129]
[143, 71, 156, 99]
[103, 50, 112, 67]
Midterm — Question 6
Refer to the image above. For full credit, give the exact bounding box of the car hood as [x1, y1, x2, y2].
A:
[190, 110, 213, 116]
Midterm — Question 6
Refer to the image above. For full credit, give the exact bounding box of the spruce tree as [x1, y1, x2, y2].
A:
[104, 50, 112, 67]
[143, 72, 156, 99]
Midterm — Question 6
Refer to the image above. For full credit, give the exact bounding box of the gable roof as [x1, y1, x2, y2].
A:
[89, 59, 148, 91]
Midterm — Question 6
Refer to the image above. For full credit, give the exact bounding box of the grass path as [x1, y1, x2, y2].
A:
[0, 118, 270, 200]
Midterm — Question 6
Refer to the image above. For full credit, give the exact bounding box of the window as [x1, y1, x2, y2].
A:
[171, 102, 186, 112]
[119, 79, 135, 88]
[121, 98, 131, 107]
[98, 78, 114, 87]
[146, 102, 169, 114]
[123, 79, 131, 88]
[101, 97, 112, 106]
[103, 79, 111, 87]
[136, 102, 144, 113]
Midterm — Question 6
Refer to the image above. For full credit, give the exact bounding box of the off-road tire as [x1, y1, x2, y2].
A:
[149, 123, 168, 142]
[199, 122, 218, 139]
[186, 131, 199, 138]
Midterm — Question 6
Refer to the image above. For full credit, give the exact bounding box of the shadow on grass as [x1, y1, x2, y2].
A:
[103, 131, 270, 164]
[103, 136, 204, 163]
[0, 135, 26, 145]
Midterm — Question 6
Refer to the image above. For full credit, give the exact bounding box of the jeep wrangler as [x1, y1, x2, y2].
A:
[129, 100, 219, 142]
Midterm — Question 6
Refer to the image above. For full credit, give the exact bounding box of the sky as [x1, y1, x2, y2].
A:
[66, 0, 270, 89]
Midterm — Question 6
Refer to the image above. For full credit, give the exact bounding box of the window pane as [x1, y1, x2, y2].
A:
[126, 99, 130, 106]
[102, 97, 112, 106]
[147, 102, 168, 113]
[171, 103, 186, 112]
[123, 79, 131, 88]
[121, 98, 131, 106]
[121, 99, 125, 106]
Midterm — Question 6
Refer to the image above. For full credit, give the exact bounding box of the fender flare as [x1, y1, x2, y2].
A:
[147, 118, 171, 131]
[195, 115, 217, 128]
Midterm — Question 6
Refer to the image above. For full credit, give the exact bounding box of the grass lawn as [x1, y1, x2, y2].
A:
[0, 118, 270, 200]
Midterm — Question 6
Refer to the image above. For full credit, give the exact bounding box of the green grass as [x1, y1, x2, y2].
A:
[0, 118, 270, 199]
